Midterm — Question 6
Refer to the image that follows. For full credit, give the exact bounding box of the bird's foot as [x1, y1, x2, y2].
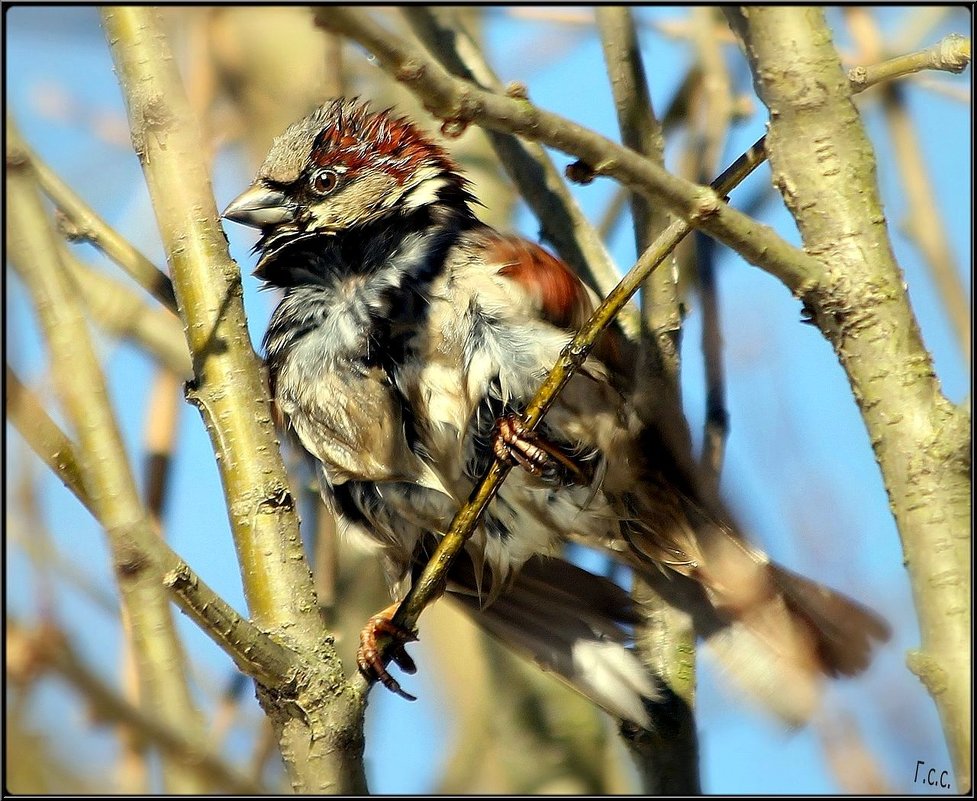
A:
[356, 603, 418, 701]
[492, 413, 590, 486]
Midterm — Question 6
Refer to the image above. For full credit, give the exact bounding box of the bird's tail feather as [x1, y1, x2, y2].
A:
[627, 513, 891, 725]
[446, 554, 659, 727]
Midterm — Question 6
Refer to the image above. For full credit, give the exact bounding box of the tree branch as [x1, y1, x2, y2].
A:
[596, 6, 681, 362]
[727, 8, 971, 791]
[101, 9, 316, 637]
[5, 364, 298, 690]
[327, 14, 972, 733]
[390, 138, 771, 645]
[315, 7, 825, 294]
[7, 115, 208, 794]
[6, 618, 265, 795]
[23, 138, 178, 313]
[847, 33, 970, 90]
[61, 249, 191, 376]
[882, 82, 970, 363]
[6, 364, 89, 506]
[596, 7, 699, 793]
[690, 8, 735, 488]
[100, 8, 366, 792]
[142, 368, 184, 524]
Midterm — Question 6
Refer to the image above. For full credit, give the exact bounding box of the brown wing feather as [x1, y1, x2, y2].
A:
[486, 234, 633, 376]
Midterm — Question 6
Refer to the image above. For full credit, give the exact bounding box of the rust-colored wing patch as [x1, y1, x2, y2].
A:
[490, 236, 594, 331]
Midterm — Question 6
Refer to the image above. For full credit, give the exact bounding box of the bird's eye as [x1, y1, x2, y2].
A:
[312, 170, 339, 195]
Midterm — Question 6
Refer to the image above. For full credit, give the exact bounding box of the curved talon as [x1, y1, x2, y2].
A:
[356, 604, 418, 701]
[390, 647, 418, 675]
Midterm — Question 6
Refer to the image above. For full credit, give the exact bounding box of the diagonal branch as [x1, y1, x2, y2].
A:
[7, 618, 266, 795]
[60, 248, 191, 376]
[353, 23, 973, 667]
[391, 136, 770, 640]
[316, 7, 825, 294]
[6, 363, 298, 689]
[23, 138, 178, 313]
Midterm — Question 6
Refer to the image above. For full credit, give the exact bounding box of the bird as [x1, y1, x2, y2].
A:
[222, 98, 890, 728]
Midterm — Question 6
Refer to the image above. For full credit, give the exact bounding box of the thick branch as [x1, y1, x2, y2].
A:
[728, 8, 971, 791]
[102, 9, 318, 641]
[101, 9, 366, 792]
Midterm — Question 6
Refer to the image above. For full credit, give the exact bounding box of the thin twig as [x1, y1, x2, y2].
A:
[906, 74, 971, 102]
[891, 6, 952, 55]
[691, 7, 735, 488]
[143, 369, 184, 525]
[391, 137, 770, 638]
[504, 6, 742, 45]
[847, 34, 971, 90]
[597, 185, 630, 242]
[6, 364, 89, 506]
[595, 7, 675, 352]
[6, 512, 118, 616]
[311, 491, 340, 620]
[24, 139, 178, 313]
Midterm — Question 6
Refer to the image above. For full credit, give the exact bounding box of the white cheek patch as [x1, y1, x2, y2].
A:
[402, 176, 448, 210]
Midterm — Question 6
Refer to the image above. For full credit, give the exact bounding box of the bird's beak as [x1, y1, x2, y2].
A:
[222, 184, 296, 229]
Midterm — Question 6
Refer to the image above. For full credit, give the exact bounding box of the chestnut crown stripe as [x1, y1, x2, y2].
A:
[258, 98, 461, 187]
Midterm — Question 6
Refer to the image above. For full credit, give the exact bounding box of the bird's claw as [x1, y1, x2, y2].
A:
[356, 605, 418, 701]
[492, 413, 589, 486]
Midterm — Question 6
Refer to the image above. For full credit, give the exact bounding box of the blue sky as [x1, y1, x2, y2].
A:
[5, 6, 970, 794]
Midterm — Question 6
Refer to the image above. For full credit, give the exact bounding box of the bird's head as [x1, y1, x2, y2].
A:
[223, 98, 472, 257]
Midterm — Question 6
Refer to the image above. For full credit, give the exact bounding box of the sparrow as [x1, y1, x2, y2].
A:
[223, 98, 889, 727]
